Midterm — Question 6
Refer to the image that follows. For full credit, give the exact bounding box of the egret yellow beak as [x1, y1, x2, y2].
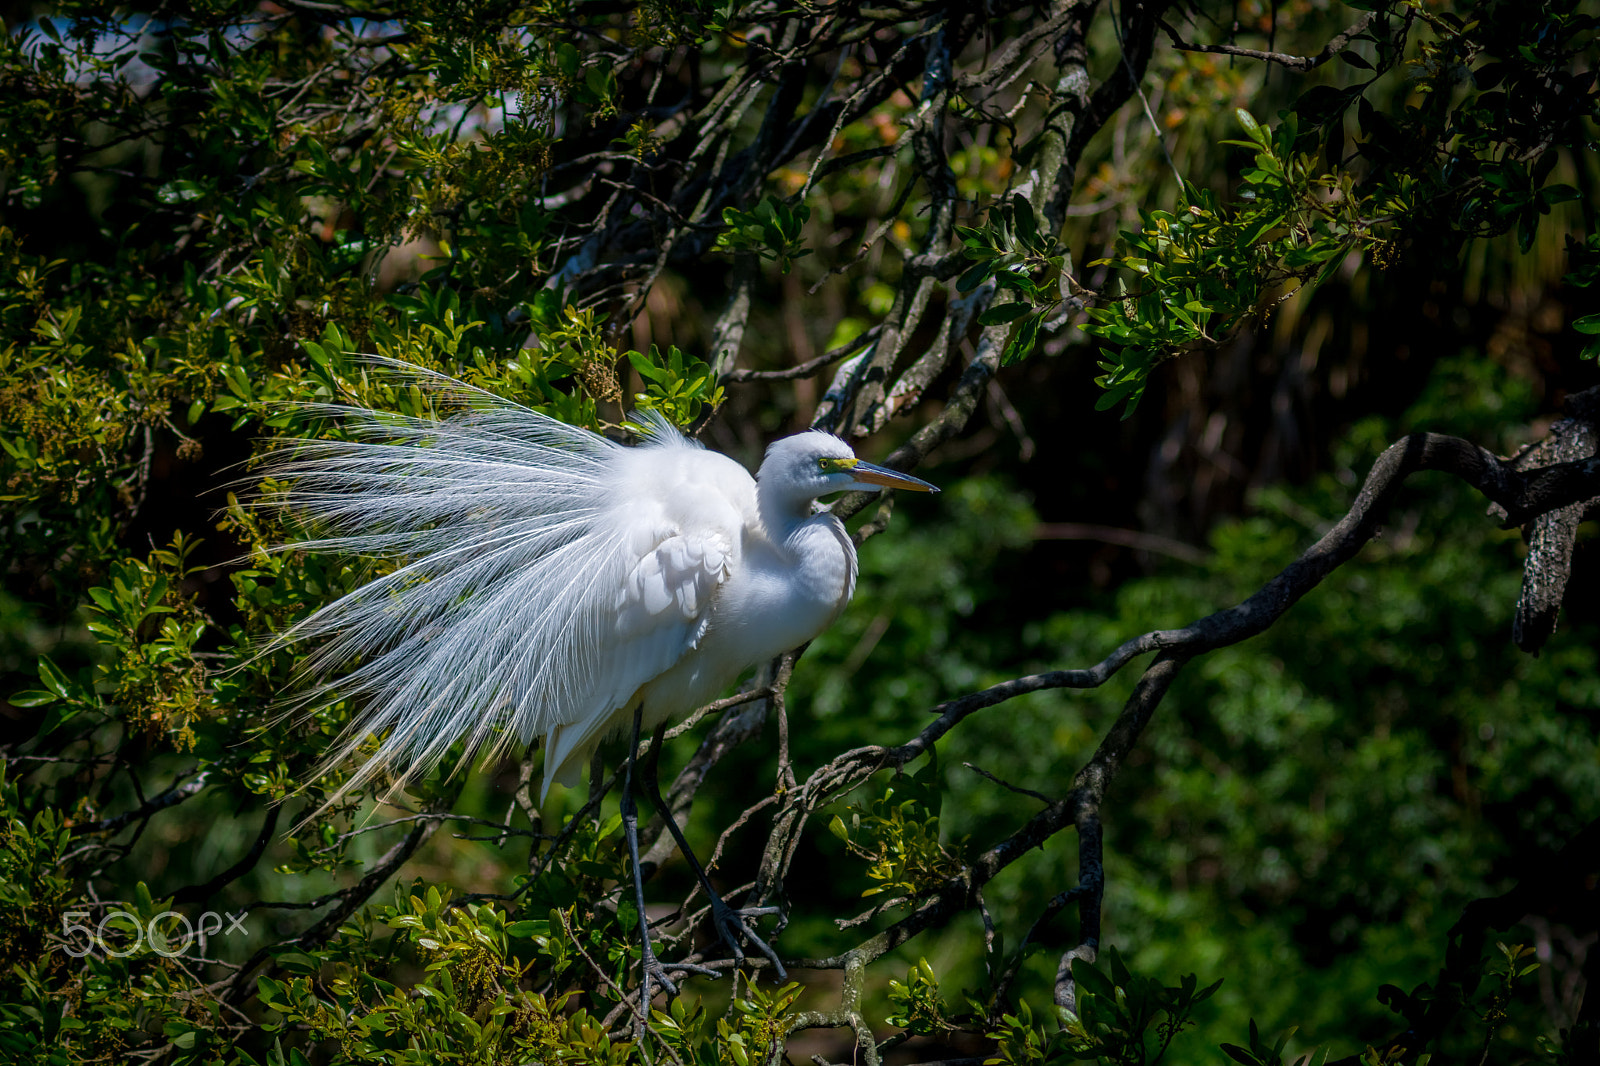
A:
[846, 460, 939, 493]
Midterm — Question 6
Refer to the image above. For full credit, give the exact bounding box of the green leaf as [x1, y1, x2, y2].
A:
[37, 657, 71, 698]
[1239, 212, 1287, 247]
[1071, 958, 1116, 1002]
[1220, 1043, 1263, 1065]
[977, 303, 1028, 326]
[1095, 382, 1131, 412]
[957, 261, 993, 292]
[1539, 183, 1579, 205]
[1235, 109, 1266, 145]
[505, 920, 549, 938]
[1001, 312, 1042, 366]
[628, 349, 668, 383]
[157, 180, 208, 204]
[1012, 195, 1039, 246]
[992, 271, 1038, 298]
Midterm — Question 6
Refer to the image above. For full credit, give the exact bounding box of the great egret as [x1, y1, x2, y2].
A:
[265, 362, 938, 994]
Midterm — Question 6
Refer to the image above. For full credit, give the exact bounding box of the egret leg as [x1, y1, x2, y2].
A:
[641, 724, 788, 980]
[621, 707, 716, 1006]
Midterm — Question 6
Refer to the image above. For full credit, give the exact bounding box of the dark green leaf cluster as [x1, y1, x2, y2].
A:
[1220, 1019, 1326, 1066]
[956, 195, 1069, 367]
[254, 885, 638, 1064]
[984, 950, 1219, 1066]
[627, 344, 726, 426]
[828, 753, 964, 900]
[717, 195, 813, 274]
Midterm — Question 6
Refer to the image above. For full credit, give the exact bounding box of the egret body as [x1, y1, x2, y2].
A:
[269, 366, 936, 987]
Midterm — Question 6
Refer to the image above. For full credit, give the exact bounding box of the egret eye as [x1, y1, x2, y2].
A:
[818, 456, 858, 474]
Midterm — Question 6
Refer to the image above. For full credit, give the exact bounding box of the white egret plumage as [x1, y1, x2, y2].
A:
[264, 362, 937, 990]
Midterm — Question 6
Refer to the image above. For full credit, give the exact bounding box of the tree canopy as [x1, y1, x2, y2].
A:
[2, 0, 1598, 1063]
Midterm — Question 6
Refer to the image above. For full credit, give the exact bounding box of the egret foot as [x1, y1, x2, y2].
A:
[639, 938, 718, 1006]
[623, 708, 719, 1007]
[708, 897, 787, 979]
[637, 721, 789, 979]
[625, 714, 792, 984]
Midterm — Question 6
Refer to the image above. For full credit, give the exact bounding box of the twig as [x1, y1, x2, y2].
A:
[1156, 12, 1379, 72]
[76, 771, 211, 835]
[1032, 522, 1208, 564]
[725, 325, 884, 383]
[962, 763, 1052, 805]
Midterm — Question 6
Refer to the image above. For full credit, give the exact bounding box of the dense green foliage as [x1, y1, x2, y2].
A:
[3, 0, 1597, 1063]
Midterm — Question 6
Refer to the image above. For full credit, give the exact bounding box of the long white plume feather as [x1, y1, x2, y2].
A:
[256, 360, 696, 809]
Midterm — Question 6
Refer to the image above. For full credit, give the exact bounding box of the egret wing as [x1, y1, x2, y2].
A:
[539, 520, 737, 794]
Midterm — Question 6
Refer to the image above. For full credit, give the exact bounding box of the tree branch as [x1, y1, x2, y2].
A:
[1156, 12, 1379, 72]
[170, 806, 281, 906]
[76, 771, 211, 836]
[765, 425, 1600, 971]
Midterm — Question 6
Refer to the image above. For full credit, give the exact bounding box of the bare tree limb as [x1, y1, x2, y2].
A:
[756, 427, 1600, 973]
[1508, 414, 1598, 652]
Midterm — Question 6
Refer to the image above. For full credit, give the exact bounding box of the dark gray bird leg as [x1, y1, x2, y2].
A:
[641, 723, 787, 979]
[621, 706, 715, 1007]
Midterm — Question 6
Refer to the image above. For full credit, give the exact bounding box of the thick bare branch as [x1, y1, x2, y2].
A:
[1508, 415, 1598, 652]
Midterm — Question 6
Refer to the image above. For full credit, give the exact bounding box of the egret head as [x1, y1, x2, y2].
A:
[759, 431, 939, 511]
